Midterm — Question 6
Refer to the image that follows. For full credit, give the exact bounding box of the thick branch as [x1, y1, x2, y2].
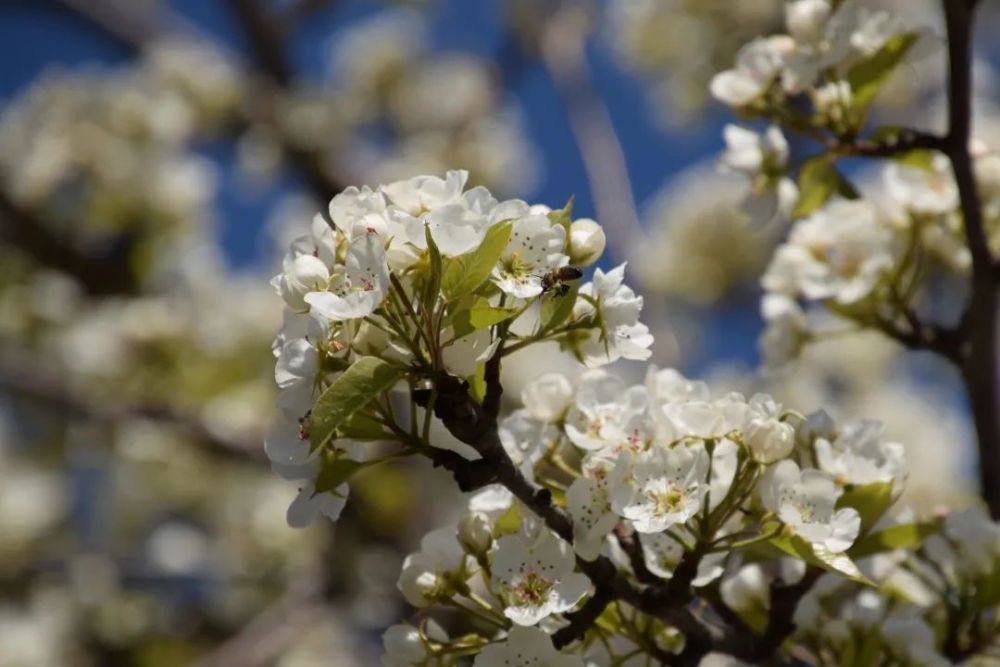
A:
[942, 0, 1000, 518]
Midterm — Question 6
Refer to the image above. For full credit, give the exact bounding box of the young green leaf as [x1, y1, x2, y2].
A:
[309, 357, 402, 451]
[547, 194, 575, 234]
[538, 284, 579, 335]
[441, 221, 513, 300]
[793, 157, 855, 218]
[847, 32, 919, 115]
[837, 481, 896, 533]
[849, 520, 941, 559]
[422, 225, 443, 309]
[770, 533, 874, 585]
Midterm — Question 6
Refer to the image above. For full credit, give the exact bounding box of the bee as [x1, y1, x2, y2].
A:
[540, 266, 583, 296]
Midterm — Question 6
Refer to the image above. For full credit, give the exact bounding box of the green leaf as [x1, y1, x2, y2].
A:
[314, 457, 366, 495]
[337, 411, 391, 441]
[793, 157, 855, 218]
[847, 32, 919, 114]
[547, 195, 575, 234]
[469, 362, 487, 404]
[449, 299, 519, 340]
[441, 221, 513, 300]
[422, 225, 443, 309]
[493, 504, 523, 537]
[539, 284, 579, 335]
[837, 481, 896, 533]
[849, 520, 941, 559]
[771, 533, 874, 585]
[895, 149, 937, 171]
[310, 357, 402, 451]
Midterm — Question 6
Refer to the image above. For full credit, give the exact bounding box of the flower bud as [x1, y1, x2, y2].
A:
[568, 218, 606, 267]
[397, 563, 443, 608]
[278, 254, 329, 309]
[785, 0, 831, 44]
[745, 417, 795, 464]
[457, 511, 492, 555]
[382, 625, 430, 666]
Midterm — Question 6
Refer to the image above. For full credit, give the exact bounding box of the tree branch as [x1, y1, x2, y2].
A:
[941, 0, 1000, 518]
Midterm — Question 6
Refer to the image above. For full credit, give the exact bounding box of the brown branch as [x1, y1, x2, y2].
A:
[941, 0, 1000, 519]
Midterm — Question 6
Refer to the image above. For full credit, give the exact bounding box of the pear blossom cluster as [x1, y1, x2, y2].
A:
[378, 364, 925, 664]
[707, 1, 1000, 369]
[267, 171, 649, 527]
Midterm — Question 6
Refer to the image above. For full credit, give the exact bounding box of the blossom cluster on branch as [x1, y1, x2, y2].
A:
[266, 163, 1000, 663]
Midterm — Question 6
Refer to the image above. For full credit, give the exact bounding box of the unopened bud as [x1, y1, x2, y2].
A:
[568, 218, 606, 267]
[457, 512, 493, 555]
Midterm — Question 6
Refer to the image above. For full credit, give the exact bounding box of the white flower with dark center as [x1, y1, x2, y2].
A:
[305, 229, 390, 321]
[493, 214, 568, 298]
[710, 36, 795, 107]
[491, 523, 590, 626]
[573, 264, 653, 367]
[762, 199, 894, 305]
[760, 460, 860, 553]
[398, 527, 470, 608]
[613, 443, 711, 533]
[814, 419, 905, 485]
[473, 626, 584, 667]
[567, 454, 631, 560]
[564, 370, 647, 452]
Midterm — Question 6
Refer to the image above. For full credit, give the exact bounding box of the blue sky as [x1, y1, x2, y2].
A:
[0, 0, 754, 367]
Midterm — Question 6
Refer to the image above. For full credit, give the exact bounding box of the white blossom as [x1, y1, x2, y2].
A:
[760, 460, 860, 553]
[573, 264, 653, 367]
[521, 373, 574, 423]
[305, 229, 390, 321]
[762, 199, 894, 305]
[613, 443, 711, 533]
[814, 419, 905, 485]
[493, 214, 568, 298]
[710, 36, 795, 107]
[566, 454, 631, 560]
[491, 523, 590, 626]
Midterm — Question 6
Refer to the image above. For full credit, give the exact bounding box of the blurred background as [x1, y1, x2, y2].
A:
[0, 0, 996, 665]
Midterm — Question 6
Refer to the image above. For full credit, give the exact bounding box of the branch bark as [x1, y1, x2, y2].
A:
[942, 0, 1000, 518]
